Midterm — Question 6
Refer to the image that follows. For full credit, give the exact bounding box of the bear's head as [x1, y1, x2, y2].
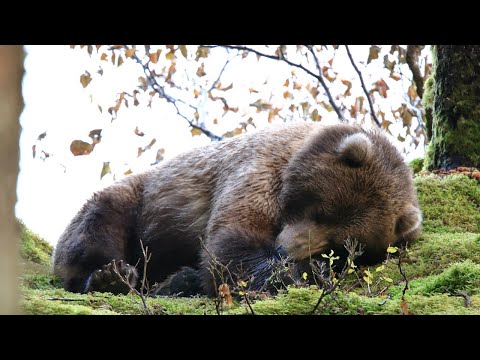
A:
[277, 124, 422, 265]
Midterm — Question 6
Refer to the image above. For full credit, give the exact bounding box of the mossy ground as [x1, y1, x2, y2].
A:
[21, 173, 480, 315]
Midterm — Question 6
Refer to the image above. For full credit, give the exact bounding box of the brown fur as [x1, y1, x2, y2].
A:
[53, 122, 422, 296]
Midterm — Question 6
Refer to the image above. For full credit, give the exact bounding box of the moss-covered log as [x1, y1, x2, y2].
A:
[425, 45, 480, 170]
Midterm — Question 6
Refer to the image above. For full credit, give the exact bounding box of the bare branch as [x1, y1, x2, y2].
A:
[345, 45, 382, 128]
[125, 46, 223, 142]
[406, 45, 425, 98]
[206, 45, 346, 122]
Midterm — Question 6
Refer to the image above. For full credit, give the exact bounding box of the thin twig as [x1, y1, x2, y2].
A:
[243, 292, 255, 315]
[46, 297, 85, 302]
[344, 45, 381, 128]
[311, 238, 364, 314]
[397, 248, 409, 301]
[111, 239, 155, 315]
[206, 45, 346, 122]
[208, 58, 231, 92]
[307, 46, 346, 122]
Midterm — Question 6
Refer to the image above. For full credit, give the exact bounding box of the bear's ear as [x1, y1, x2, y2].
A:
[337, 133, 373, 167]
[395, 204, 422, 236]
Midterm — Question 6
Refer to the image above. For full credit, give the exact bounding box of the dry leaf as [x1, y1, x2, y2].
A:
[70, 140, 94, 156]
[80, 71, 92, 88]
[125, 48, 136, 58]
[196, 63, 206, 77]
[218, 283, 233, 306]
[367, 45, 381, 64]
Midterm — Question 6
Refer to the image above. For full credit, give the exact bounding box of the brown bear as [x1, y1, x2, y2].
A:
[53, 122, 422, 296]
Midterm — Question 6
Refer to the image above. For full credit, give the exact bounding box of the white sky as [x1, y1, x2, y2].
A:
[16, 45, 426, 245]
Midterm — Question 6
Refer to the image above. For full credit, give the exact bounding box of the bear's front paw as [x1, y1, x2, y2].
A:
[84, 259, 139, 295]
[154, 267, 204, 297]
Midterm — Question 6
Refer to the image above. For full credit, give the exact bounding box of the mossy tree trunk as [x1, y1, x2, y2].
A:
[0, 46, 24, 314]
[425, 46, 480, 170]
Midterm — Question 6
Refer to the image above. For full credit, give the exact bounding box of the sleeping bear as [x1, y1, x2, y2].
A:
[53, 122, 422, 296]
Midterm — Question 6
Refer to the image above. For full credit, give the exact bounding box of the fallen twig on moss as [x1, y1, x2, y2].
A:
[449, 291, 471, 307]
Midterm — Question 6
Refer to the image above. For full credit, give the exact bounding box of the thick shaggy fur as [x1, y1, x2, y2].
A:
[53, 123, 422, 296]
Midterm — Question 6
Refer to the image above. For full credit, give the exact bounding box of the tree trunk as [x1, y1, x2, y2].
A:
[425, 45, 480, 170]
[0, 46, 24, 314]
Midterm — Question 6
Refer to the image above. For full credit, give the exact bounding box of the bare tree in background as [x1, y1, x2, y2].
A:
[0, 46, 24, 314]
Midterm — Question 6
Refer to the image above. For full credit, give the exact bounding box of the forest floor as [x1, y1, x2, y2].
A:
[21, 170, 480, 315]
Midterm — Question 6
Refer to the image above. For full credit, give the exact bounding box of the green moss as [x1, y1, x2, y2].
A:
[409, 158, 425, 174]
[415, 174, 480, 233]
[21, 287, 218, 315]
[423, 75, 434, 110]
[18, 220, 53, 266]
[403, 260, 480, 296]
[223, 287, 480, 315]
[22, 273, 62, 290]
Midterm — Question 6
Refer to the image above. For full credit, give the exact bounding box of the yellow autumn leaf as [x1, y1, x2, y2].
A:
[364, 269, 372, 277]
[238, 291, 245, 296]
[191, 128, 202, 136]
[237, 280, 247, 288]
[100, 162, 111, 179]
[376, 265, 385, 272]
[165, 50, 176, 61]
[302, 272, 308, 281]
[387, 246, 399, 254]
[329, 250, 334, 257]
[179, 45, 188, 58]
[382, 277, 393, 283]
[363, 276, 373, 285]
[321, 254, 329, 259]
[347, 268, 355, 274]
